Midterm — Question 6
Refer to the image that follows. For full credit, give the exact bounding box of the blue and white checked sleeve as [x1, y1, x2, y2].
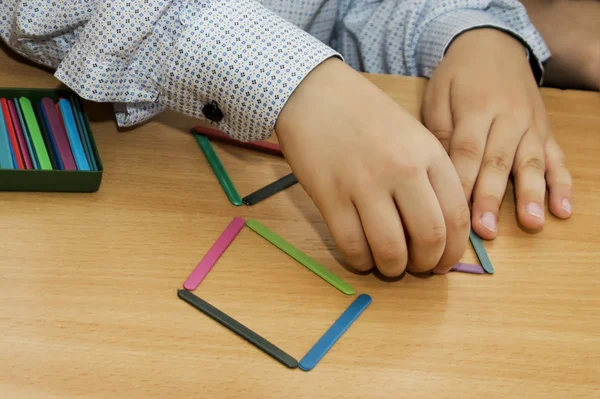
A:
[334, 0, 550, 84]
[0, 0, 339, 142]
[0, 1, 549, 141]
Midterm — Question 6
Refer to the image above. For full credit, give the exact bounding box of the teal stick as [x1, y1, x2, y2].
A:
[469, 230, 494, 274]
[194, 134, 242, 206]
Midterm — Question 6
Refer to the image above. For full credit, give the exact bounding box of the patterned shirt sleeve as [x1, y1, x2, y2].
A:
[336, 0, 550, 84]
[0, 0, 339, 141]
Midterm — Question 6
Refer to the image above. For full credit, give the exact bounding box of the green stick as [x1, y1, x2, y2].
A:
[246, 219, 355, 295]
[194, 134, 242, 206]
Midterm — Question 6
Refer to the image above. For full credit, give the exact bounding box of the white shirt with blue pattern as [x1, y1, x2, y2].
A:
[0, 0, 550, 141]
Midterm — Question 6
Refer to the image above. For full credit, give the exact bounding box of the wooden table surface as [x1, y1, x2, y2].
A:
[1, 45, 599, 399]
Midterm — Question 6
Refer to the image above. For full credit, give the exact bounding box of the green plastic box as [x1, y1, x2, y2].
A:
[0, 88, 103, 192]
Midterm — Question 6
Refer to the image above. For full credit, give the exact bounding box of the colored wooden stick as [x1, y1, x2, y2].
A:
[183, 217, 246, 290]
[242, 173, 298, 206]
[299, 294, 372, 371]
[178, 289, 298, 369]
[192, 126, 283, 156]
[194, 134, 242, 206]
[451, 262, 485, 274]
[245, 219, 355, 295]
[469, 230, 494, 274]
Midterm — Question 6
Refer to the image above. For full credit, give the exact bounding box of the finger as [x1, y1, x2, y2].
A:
[422, 74, 453, 152]
[427, 152, 472, 274]
[545, 134, 573, 219]
[325, 199, 375, 273]
[472, 117, 525, 240]
[448, 114, 492, 200]
[394, 172, 446, 273]
[512, 129, 547, 231]
[353, 191, 408, 278]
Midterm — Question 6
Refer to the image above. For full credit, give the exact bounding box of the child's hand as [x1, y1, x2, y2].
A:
[275, 58, 470, 277]
[422, 29, 573, 240]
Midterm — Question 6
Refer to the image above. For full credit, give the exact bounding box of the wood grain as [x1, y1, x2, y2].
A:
[1, 44, 599, 399]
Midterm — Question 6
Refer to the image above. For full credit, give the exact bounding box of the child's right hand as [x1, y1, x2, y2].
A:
[275, 58, 470, 277]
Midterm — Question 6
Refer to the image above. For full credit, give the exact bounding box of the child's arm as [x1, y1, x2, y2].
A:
[0, 0, 473, 276]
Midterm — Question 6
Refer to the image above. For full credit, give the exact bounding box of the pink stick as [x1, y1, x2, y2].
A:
[183, 217, 246, 290]
[451, 263, 485, 274]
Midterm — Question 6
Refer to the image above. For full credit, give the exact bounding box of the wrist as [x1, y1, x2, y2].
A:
[275, 58, 356, 143]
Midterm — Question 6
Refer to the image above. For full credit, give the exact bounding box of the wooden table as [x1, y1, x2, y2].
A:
[1, 45, 599, 399]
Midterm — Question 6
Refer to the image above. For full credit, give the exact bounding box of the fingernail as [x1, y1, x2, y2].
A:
[526, 203, 544, 219]
[480, 212, 497, 232]
[561, 198, 572, 215]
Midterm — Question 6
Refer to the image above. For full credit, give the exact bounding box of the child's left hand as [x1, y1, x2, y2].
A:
[422, 28, 573, 240]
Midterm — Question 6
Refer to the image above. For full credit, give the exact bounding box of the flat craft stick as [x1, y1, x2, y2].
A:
[7, 100, 32, 169]
[0, 99, 24, 169]
[194, 134, 242, 206]
[58, 99, 90, 171]
[192, 126, 283, 156]
[35, 101, 60, 169]
[183, 217, 246, 290]
[177, 289, 298, 369]
[13, 99, 39, 169]
[242, 173, 298, 206]
[41, 98, 76, 170]
[299, 294, 372, 371]
[469, 230, 494, 274]
[245, 219, 355, 295]
[19, 97, 52, 170]
[451, 262, 485, 274]
[0, 106, 14, 169]
[71, 95, 98, 171]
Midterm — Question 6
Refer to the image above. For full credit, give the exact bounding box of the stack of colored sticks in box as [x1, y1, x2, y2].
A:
[0, 95, 98, 171]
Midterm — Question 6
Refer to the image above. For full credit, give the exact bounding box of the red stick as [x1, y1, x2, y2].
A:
[192, 125, 283, 156]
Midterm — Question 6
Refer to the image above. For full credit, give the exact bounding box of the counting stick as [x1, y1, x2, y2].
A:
[245, 219, 355, 295]
[299, 294, 372, 371]
[183, 217, 246, 290]
[195, 134, 242, 206]
[242, 173, 298, 206]
[451, 262, 485, 274]
[469, 230, 494, 274]
[192, 126, 283, 156]
[178, 289, 298, 369]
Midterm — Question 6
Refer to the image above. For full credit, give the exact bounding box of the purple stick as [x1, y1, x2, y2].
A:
[451, 262, 485, 275]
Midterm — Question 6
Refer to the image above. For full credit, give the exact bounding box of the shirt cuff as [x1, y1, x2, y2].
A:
[155, 0, 339, 142]
[55, 0, 340, 142]
[415, 9, 551, 85]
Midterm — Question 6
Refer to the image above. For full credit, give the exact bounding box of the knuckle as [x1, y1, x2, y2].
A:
[452, 140, 482, 161]
[421, 224, 447, 249]
[466, 93, 495, 113]
[483, 152, 512, 174]
[517, 156, 545, 174]
[337, 234, 371, 270]
[507, 108, 532, 126]
[388, 156, 419, 180]
[374, 239, 407, 266]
